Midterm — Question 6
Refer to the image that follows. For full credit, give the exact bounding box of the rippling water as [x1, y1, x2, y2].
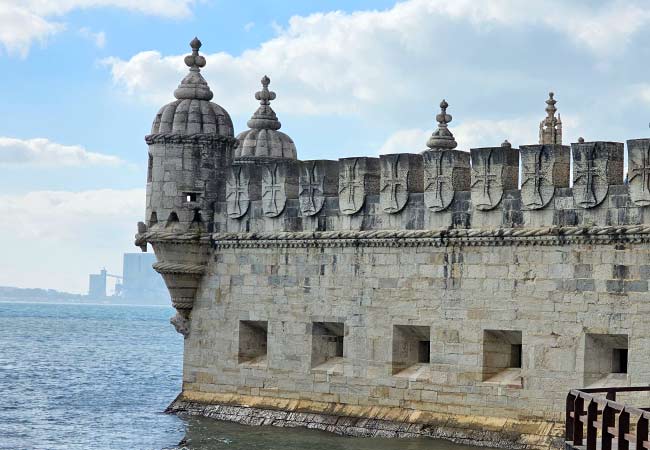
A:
[0, 302, 484, 450]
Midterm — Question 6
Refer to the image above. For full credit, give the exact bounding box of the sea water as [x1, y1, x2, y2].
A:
[0, 302, 483, 450]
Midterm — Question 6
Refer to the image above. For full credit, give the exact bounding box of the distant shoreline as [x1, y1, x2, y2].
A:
[0, 299, 171, 307]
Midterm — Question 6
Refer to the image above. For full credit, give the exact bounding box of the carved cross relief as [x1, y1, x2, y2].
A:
[262, 164, 286, 217]
[226, 166, 250, 219]
[573, 144, 608, 209]
[339, 159, 365, 215]
[629, 141, 650, 206]
[424, 151, 454, 212]
[521, 147, 554, 210]
[471, 149, 503, 210]
[380, 155, 409, 214]
[299, 162, 325, 216]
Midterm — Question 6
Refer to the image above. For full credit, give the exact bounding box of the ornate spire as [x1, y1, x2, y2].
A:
[426, 99, 458, 150]
[174, 37, 213, 101]
[539, 92, 562, 145]
[247, 75, 281, 131]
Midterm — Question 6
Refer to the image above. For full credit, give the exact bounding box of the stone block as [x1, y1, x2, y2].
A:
[379, 153, 423, 214]
[519, 144, 570, 210]
[470, 142, 519, 211]
[571, 141, 624, 209]
[299, 160, 339, 216]
[338, 157, 380, 215]
[422, 149, 470, 212]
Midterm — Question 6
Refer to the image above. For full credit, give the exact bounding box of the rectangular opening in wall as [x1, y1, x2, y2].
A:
[612, 348, 628, 373]
[418, 340, 430, 363]
[482, 329, 523, 388]
[392, 325, 431, 380]
[311, 322, 344, 374]
[238, 320, 268, 366]
[184, 192, 199, 203]
[510, 343, 522, 368]
[584, 333, 629, 387]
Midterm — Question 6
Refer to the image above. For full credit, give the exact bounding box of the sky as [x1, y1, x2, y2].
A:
[2, 0, 650, 293]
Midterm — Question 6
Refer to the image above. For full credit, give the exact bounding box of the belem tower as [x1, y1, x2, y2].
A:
[135, 38, 650, 449]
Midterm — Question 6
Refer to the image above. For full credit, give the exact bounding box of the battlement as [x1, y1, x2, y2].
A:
[206, 138, 649, 235]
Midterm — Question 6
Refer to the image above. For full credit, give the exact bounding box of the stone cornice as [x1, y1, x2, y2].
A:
[137, 224, 650, 249]
[136, 230, 211, 246]
[211, 225, 650, 248]
[145, 133, 239, 146]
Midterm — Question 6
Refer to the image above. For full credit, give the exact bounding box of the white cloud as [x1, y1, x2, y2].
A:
[0, 0, 196, 56]
[378, 129, 430, 155]
[79, 27, 106, 48]
[0, 189, 145, 292]
[103, 0, 650, 118]
[0, 137, 124, 167]
[0, 4, 64, 57]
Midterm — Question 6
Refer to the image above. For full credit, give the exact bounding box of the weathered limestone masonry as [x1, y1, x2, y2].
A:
[136, 39, 650, 449]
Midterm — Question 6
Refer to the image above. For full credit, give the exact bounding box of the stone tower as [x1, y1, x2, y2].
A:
[142, 38, 237, 333]
[538, 92, 562, 145]
[145, 37, 236, 230]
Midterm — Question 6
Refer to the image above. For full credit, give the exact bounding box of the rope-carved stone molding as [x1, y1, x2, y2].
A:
[152, 262, 206, 275]
[210, 224, 650, 248]
[138, 225, 650, 249]
[135, 230, 211, 247]
[145, 133, 239, 146]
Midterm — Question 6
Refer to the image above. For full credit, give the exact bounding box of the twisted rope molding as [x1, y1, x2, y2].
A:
[145, 133, 239, 146]
[152, 262, 206, 275]
[137, 224, 650, 249]
[136, 230, 211, 246]
[211, 225, 650, 248]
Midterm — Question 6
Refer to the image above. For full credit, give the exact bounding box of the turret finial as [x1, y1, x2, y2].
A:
[174, 37, 212, 100]
[426, 99, 458, 150]
[184, 37, 206, 72]
[247, 75, 281, 131]
[255, 75, 276, 106]
[539, 91, 562, 144]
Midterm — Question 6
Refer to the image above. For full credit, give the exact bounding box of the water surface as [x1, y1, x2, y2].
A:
[0, 302, 486, 450]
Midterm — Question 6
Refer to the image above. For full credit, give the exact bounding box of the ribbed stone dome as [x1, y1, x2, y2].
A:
[235, 76, 296, 162]
[150, 37, 234, 137]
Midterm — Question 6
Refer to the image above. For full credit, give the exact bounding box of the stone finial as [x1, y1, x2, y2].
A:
[247, 75, 281, 131]
[184, 37, 206, 71]
[502, 139, 511, 148]
[539, 92, 562, 145]
[174, 37, 213, 101]
[426, 99, 458, 150]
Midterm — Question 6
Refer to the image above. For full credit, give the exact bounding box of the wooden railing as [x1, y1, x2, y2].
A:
[566, 387, 650, 450]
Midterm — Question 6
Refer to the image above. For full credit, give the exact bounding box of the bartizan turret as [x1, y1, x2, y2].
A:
[138, 37, 237, 336]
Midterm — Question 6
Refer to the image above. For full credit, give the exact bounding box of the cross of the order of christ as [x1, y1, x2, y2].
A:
[381, 157, 406, 212]
[226, 166, 249, 217]
[630, 145, 650, 197]
[263, 165, 283, 216]
[425, 153, 452, 208]
[471, 151, 498, 206]
[299, 163, 323, 215]
[340, 160, 363, 212]
[522, 149, 549, 208]
[574, 148, 605, 207]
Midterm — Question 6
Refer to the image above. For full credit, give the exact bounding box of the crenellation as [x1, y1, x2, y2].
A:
[338, 157, 380, 215]
[572, 141, 624, 209]
[379, 153, 423, 214]
[470, 143, 519, 212]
